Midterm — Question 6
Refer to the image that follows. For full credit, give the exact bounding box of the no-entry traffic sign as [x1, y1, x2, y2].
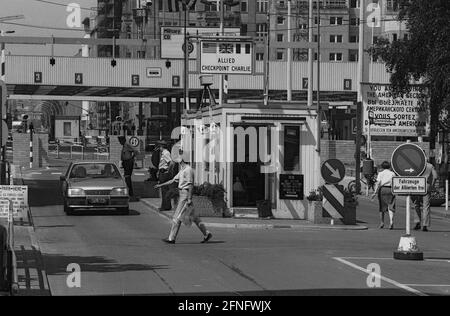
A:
[321, 159, 345, 184]
[391, 143, 427, 177]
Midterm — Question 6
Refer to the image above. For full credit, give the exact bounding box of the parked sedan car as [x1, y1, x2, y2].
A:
[60, 162, 130, 215]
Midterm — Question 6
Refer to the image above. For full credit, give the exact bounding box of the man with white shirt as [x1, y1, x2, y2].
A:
[155, 154, 212, 244]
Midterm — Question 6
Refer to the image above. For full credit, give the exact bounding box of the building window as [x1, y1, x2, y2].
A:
[256, 53, 264, 61]
[256, 23, 268, 41]
[284, 126, 300, 172]
[314, 17, 321, 24]
[314, 53, 320, 61]
[277, 16, 285, 24]
[404, 33, 409, 41]
[277, 49, 285, 60]
[392, 33, 398, 41]
[241, 0, 248, 12]
[314, 35, 320, 42]
[299, 23, 308, 30]
[387, 0, 399, 11]
[137, 51, 146, 59]
[349, 51, 358, 62]
[277, 34, 284, 42]
[350, 17, 359, 26]
[330, 35, 343, 43]
[349, 35, 359, 43]
[330, 17, 343, 25]
[373, 36, 379, 43]
[257, 0, 269, 13]
[241, 24, 248, 36]
[350, 0, 359, 8]
[329, 53, 343, 61]
[63, 122, 71, 137]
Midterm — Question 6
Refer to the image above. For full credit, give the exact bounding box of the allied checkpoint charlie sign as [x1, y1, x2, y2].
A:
[362, 83, 429, 137]
[200, 41, 254, 75]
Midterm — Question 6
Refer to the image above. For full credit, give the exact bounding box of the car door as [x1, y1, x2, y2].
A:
[61, 163, 73, 197]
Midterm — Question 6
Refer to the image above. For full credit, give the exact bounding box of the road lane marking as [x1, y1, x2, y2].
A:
[404, 284, 450, 287]
[51, 172, 62, 175]
[31, 172, 42, 175]
[333, 257, 427, 296]
[134, 173, 146, 176]
[341, 257, 450, 263]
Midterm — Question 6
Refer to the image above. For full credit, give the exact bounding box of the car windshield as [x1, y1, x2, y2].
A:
[69, 163, 121, 180]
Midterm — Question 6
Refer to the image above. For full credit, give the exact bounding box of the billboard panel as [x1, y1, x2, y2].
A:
[161, 27, 241, 60]
[362, 83, 429, 137]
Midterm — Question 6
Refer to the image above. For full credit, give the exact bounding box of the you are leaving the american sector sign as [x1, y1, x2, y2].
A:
[362, 83, 429, 137]
[200, 41, 254, 75]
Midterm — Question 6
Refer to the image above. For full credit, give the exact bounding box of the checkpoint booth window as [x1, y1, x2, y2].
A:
[284, 126, 301, 172]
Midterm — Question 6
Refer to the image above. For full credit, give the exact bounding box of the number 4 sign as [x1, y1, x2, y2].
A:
[75, 73, 83, 84]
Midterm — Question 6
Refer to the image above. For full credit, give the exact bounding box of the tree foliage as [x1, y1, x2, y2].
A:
[369, 0, 450, 140]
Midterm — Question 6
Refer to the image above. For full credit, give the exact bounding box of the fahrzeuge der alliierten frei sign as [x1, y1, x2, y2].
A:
[362, 84, 430, 137]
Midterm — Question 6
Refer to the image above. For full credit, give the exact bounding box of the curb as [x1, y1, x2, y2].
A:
[141, 199, 368, 231]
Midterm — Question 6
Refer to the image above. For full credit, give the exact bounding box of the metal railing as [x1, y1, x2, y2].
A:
[0, 199, 18, 295]
[48, 143, 110, 161]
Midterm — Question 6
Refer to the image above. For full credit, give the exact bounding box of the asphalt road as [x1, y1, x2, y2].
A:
[19, 170, 450, 296]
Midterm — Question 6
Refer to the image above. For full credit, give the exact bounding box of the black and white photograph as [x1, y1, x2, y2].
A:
[0, 0, 450, 303]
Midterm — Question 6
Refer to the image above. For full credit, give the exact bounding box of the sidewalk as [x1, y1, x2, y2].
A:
[344, 176, 450, 220]
[141, 198, 368, 231]
[0, 217, 51, 296]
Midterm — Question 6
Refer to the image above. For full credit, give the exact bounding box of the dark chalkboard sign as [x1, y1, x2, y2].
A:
[280, 174, 304, 200]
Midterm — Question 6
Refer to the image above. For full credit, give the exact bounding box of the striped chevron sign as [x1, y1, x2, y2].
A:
[322, 184, 344, 220]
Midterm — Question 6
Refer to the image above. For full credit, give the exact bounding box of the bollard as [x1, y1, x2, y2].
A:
[0, 161, 7, 185]
[446, 180, 449, 213]
[0, 223, 7, 291]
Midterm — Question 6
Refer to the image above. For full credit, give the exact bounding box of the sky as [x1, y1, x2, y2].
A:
[0, 0, 97, 56]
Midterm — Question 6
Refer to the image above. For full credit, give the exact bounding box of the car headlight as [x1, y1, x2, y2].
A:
[111, 187, 129, 196]
[68, 188, 85, 197]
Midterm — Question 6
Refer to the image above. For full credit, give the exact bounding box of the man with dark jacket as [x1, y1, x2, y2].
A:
[119, 136, 138, 200]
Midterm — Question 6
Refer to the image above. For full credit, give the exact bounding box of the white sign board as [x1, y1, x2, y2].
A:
[200, 41, 254, 75]
[0, 186, 28, 219]
[146, 68, 162, 78]
[161, 27, 240, 59]
[362, 84, 429, 137]
[392, 177, 427, 195]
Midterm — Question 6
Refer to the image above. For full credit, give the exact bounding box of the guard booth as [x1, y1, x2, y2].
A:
[179, 101, 321, 219]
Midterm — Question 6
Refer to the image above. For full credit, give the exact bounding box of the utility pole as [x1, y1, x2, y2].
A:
[287, 0, 292, 101]
[308, 0, 313, 108]
[316, 0, 321, 154]
[264, 0, 271, 106]
[184, 2, 190, 111]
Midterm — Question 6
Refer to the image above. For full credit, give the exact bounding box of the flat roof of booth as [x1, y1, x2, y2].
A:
[184, 100, 323, 119]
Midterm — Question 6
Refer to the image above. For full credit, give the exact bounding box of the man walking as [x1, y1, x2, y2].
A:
[155, 155, 212, 244]
[119, 136, 138, 201]
[157, 141, 173, 211]
[413, 156, 438, 232]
